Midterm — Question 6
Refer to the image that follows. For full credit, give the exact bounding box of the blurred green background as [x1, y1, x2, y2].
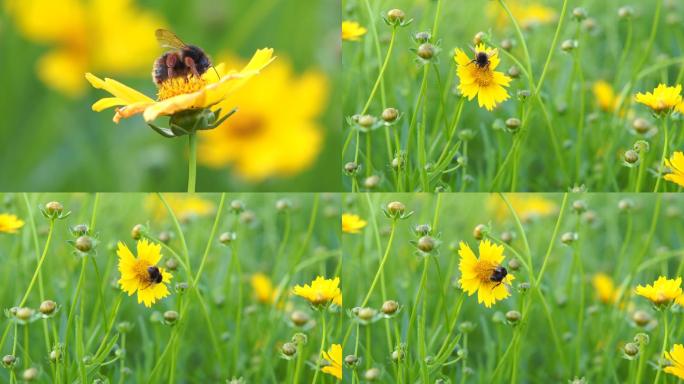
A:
[0, 0, 341, 191]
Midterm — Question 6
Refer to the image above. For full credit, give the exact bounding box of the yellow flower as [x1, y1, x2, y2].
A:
[251, 273, 277, 304]
[5, 0, 163, 96]
[145, 195, 215, 222]
[86, 48, 275, 124]
[488, 1, 557, 29]
[635, 276, 683, 307]
[592, 273, 618, 304]
[488, 195, 557, 222]
[197, 57, 326, 181]
[321, 344, 342, 380]
[664, 151, 684, 188]
[0, 214, 24, 234]
[342, 20, 367, 41]
[117, 239, 172, 307]
[635, 84, 683, 114]
[342, 213, 367, 234]
[458, 240, 515, 308]
[293, 276, 341, 307]
[454, 44, 512, 111]
[664, 344, 684, 379]
[593, 81, 618, 112]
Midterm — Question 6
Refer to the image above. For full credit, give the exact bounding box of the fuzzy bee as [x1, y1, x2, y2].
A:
[467, 47, 496, 69]
[141, 266, 164, 290]
[152, 29, 215, 85]
[489, 265, 508, 289]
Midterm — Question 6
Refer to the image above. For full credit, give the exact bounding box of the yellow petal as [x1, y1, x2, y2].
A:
[85, 73, 154, 104]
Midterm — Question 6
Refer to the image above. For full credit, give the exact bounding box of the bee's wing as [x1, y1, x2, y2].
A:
[155, 29, 187, 49]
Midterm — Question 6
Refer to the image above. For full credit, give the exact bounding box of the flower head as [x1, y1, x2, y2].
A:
[458, 240, 515, 308]
[342, 213, 367, 234]
[342, 21, 367, 42]
[86, 48, 275, 125]
[488, 1, 557, 29]
[145, 195, 214, 221]
[197, 57, 326, 181]
[592, 273, 618, 304]
[0, 214, 24, 234]
[454, 44, 512, 111]
[635, 84, 683, 115]
[251, 273, 277, 304]
[117, 239, 172, 307]
[293, 276, 341, 307]
[593, 81, 618, 112]
[664, 151, 684, 188]
[664, 344, 684, 379]
[321, 344, 342, 380]
[635, 276, 682, 308]
[488, 195, 557, 222]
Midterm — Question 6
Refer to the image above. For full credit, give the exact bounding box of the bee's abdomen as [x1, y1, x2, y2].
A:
[152, 54, 169, 84]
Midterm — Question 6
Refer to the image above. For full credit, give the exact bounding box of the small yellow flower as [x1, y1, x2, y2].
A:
[293, 276, 341, 307]
[321, 344, 342, 380]
[664, 344, 684, 379]
[458, 240, 515, 308]
[488, 1, 557, 29]
[635, 84, 683, 114]
[454, 44, 512, 111]
[664, 151, 684, 188]
[0, 214, 25, 234]
[145, 195, 215, 222]
[593, 81, 618, 112]
[342, 20, 367, 42]
[251, 273, 277, 304]
[592, 273, 618, 304]
[117, 239, 172, 307]
[86, 48, 275, 123]
[635, 276, 682, 307]
[342, 213, 367, 234]
[488, 195, 557, 222]
[197, 57, 326, 181]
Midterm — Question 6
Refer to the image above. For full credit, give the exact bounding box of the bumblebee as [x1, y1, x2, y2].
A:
[152, 29, 214, 85]
[489, 265, 508, 288]
[468, 47, 495, 69]
[141, 266, 163, 290]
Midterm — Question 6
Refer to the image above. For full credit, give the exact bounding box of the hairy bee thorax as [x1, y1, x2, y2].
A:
[156, 75, 207, 101]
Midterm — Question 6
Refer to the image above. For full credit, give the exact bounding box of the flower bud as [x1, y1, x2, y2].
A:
[473, 31, 486, 45]
[632, 118, 651, 134]
[344, 354, 359, 367]
[281, 342, 297, 357]
[572, 200, 587, 214]
[16, 307, 33, 321]
[358, 307, 376, 321]
[618, 6, 634, 19]
[417, 43, 435, 60]
[240, 210, 256, 225]
[507, 66, 520, 79]
[290, 310, 310, 327]
[71, 224, 89, 236]
[473, 224, 486, 240]
[561, 39, 578, 52]
[75, 236, 93, 252]
[364, 175, 380, 189]
[417, 236, 436, 253]
[618, 198, 634, 212]
[391, 349, 405, 362]
[505, 118, 521, 131]
[219, 232, 237, 245]
[624, 149, 639, 164]
[163, 310, 179, 324]
[382, 108, 399, 123]
[50, 349, 61, 362]
[165, 257, 178, 271]
[158, 231, 172, 244]
[582, 18, 597, 32]
[386, 201, 405, 216]
[131, 224, 144, 240]
[572, 7, 588, 21]
[344, 162, 359, 175]
[458, 129, 475, 141]
[39, 300, 57, 316]
[358, 114, 376, 128]
[632, 310, 651, 327]
[458, 321, 475, 333]
[501, 231, 514, 244]
[382, 300, 399, 315]
[623, 342, 639, 357]
[45, 201, 63, 216]
[501, 38, 514, 51]
[414, 224, 432, 235]
[505, 310, 521, 324]
[116, 321, 133, 334]
[364, 367, 381, 381]
[275, 199, 292, 212]
[230, 200, 245, 213]
[414, 31, 431, 43]
[561, 232, 578, 244]
[387, 9, 406, 24]
[2, 355, 16, 367]
[507, 258, 520, 271]
[22, 367, 39, 381]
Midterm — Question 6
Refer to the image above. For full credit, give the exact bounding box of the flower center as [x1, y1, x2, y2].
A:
[132, 260, 153, 286]
[473, 259, 497, 282]
[471, 67, 494, 88]
[157, 75, 207, 101]
[227, 114, 265, 139]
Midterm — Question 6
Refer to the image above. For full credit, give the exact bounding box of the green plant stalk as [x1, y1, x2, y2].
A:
[118, 332, 126, 384]
[418, 257, 430, 384]
[417, 65, 431, 191]
[573, 35, 587, 182]
[18, 219, 54, 307]
[311, 313, 327, 384]
[407, 255, 430, 374]
[187, 133, 197, 193]
[573, 217, 586, 375]
[360, 220, 396, 308]
[653, 117, 669, 192]
[653, 313, 669, 384]
[63, 256, 87, 380]
[407, 66, 431, 189]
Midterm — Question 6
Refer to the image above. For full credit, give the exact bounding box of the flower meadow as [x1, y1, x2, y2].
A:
[342, 193, 684, 383]
[342, 0, 684, 192]
[0, 193, 342, 383]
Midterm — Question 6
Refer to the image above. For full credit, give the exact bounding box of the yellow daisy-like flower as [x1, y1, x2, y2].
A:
[488, 1, 557, 29]
[197, 57, 326, 181]
[458, 240, 515, 308]
[293, 276, 341, 307]
[635, 84, 683, 114]
[342, 213, 367, 234]
[5, 0, 163, 96]
[664, 151, 684, 188]
[0, 214, 25, 234]
[664, 344, 684, 379]
[342, 20, 367, 42]
[593, 81, 618, 112]
[635, 276, 682, 307]
[454, 44, 512, 111]
[251, 273, 277, 304]
[488, 195, 557, 222]
[321, 344, 342, 380]
[86, 48, 275, 124]
[117, 239, 172, 307]
[592, 273, 618, 304]
[145, 194, 215, 222]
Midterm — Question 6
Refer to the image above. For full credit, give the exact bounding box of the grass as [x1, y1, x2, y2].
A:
[342, 193, 684, 383]
[0, 193, 341, 383]
[342, 0, 684, 192]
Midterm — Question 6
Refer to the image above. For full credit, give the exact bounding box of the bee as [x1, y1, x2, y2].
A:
[152, 29, 216, 85]
[467, 47, 495, 69]
[489, 265, 508, 289]
[141, 266, 164, 290]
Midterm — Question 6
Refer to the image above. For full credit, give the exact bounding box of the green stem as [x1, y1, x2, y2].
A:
[119, 333, 126, 384]
[654, 313, 669, 384]
[18, 219, 54, 307]
[654, 117, 669, 192]
[360, 220, 396, 308]
[360, 26, 397, 116]
[187, 133, 197, 193]
[311, 313, 327, 384]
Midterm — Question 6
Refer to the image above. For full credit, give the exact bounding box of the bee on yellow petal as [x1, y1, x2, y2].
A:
[635, 276, 683, 308]
[321, 344, 342, 380]
[664, 151, 684, 188]
[0, 214, 25, 234]
[454, 44, 512, 111]
[458, 239, 515, 308]
[342, 20, 367, 42]
[293, 276, 341, 307]
[117, 239, 172, 308]
[635, 84, 683, 115]
[342, 213, 367, 234]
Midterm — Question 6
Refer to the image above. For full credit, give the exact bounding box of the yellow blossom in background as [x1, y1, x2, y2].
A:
[5, 0, 163, 96]
[342, 20, 367, 41]
[321, 344, 342, 380]
[342, 213, 367, 234]
[635, 84, 683, 114]
[458, 240, 515, 308]
[293, 276, 341, 307]
[251, 273, 277, 304]
[145, 194, 215, 222]
[635, 276, 682, 307]
[664, 344, 684, 379]
[593, 81, 619, 112]
[488, 195, 557, 222]
[86, 48, 274, 123]
[488, 1, 557, 29]
[0, 214, 24, 234]
[197, 57, 326, 181]
[592, 273, 618, 304]
[117, 239, 172, 307]
[664, 151, 684, 188]
[454, 44, 512, 111]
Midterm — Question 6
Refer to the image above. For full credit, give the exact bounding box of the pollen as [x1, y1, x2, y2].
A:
[157, 75, 207, 101]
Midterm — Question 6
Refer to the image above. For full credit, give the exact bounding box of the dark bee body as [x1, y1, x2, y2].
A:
[490, 265, 508, 288]
[152, 29, 213, 85]
[474, 51, 491, 68]
[147, 266, 163, 284]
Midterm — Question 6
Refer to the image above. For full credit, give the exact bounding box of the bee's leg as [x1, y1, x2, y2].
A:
[166, 54, 178, 79]
[184, 56, 200, 77]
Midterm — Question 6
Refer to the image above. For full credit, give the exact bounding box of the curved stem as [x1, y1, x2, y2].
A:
[187, 133, 197, 193]
[361, 27, 397, 115]
[19, 219, 54, 307]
